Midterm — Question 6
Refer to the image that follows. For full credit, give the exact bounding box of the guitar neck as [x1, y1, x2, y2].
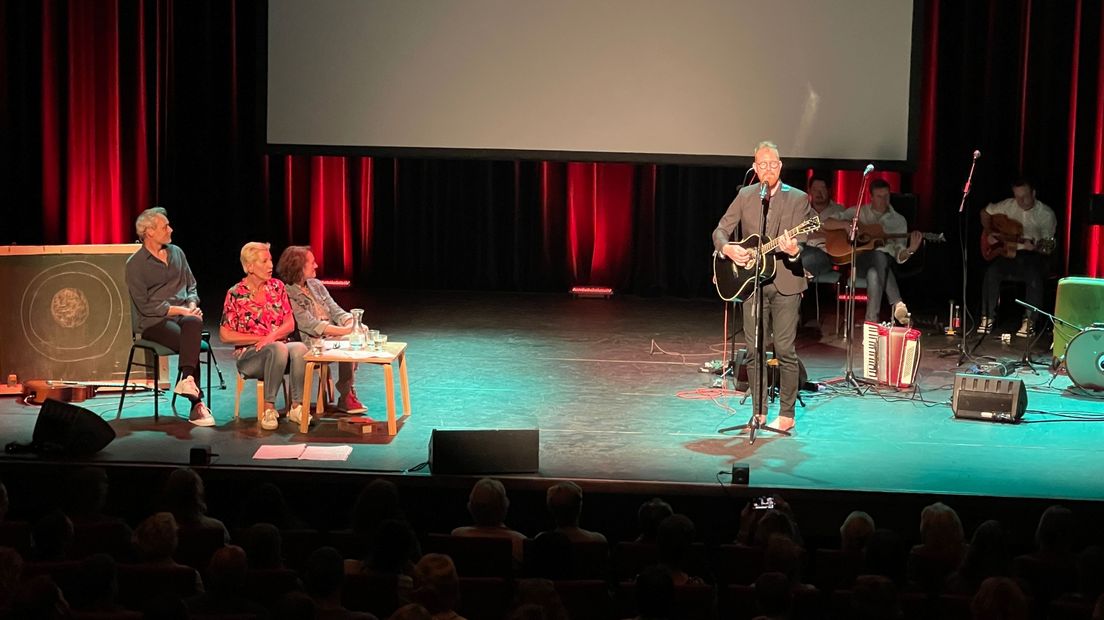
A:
[757, 225, 803, 254]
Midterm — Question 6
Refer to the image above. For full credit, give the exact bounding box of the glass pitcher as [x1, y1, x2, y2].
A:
[348, 308, 366, 350]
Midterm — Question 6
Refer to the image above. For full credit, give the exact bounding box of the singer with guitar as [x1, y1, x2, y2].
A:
[712, 141, 813, 433]
[820, 179, 923, 325]
[978, 177, 1057, 337]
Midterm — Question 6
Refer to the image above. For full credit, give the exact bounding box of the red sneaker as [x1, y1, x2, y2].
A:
[337, 391, 367, 414]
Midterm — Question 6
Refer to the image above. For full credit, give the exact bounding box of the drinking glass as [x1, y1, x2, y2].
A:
[367, 329, 380, 351]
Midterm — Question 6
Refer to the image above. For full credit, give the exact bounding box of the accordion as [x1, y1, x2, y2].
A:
[862, 322, 921, 388]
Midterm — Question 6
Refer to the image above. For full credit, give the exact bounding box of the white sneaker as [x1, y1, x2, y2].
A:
[1016, 318, 1034, 338]
[189, 401, 215, 427]
[287, 404, 304, 425]
[173, 375, 201, 399]
[978, 316, 992, 334]
[261, 408, 279, 430]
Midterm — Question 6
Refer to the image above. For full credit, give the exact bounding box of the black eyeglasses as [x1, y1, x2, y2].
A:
[754, 161, 782, 171]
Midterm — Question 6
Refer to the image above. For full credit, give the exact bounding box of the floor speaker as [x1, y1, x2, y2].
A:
[429, 429, 539, 474]
[951, 374, 1027, 423]
[32, 398, 116, 455]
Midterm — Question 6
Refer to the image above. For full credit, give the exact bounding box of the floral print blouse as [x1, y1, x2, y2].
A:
[220, 278, 293, 355]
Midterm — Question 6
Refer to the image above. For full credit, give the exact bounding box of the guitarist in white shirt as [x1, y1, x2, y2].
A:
[711, 141, 813, 433]
[820, 179, 923, 325]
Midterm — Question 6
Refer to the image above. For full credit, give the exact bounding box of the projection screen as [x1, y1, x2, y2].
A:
[268, 0, 920, 166]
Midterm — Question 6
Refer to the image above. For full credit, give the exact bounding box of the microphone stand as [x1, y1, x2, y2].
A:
[953, 153, 980, 365]
[838, 169, 874, 394]
[720, 186, 790, 442]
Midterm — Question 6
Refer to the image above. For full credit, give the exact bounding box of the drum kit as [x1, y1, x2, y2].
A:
[1060, 325, 1104, 392]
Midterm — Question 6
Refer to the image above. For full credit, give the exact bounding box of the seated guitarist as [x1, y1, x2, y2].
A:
[801, 174, 846, 279]
[712, 141, 813, 433]
[978, 177, 1057, 337]
[820, 179, 923, 325]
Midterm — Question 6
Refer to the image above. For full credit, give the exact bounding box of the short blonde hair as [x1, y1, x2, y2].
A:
[239, 242, 271, 274]
[135, 207, 168, 241]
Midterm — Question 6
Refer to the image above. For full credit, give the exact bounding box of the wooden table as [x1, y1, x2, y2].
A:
[300, 341, 410, 435]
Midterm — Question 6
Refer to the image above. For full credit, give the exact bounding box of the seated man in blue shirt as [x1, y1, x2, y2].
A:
[124, 207, 214, 426]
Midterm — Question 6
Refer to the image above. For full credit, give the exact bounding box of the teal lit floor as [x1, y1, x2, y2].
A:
[0, 290, 1101, 502]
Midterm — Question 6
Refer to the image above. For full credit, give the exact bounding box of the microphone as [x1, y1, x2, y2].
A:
[863, 164, 874, 176]
[959, 149, 980, 212]
[973, 149, 981, 160]
[759, 182, 768, 201]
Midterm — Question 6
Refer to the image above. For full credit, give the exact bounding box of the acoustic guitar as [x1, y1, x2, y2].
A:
[980, 213, 1056, 261]
[22, 380, 99, 406]
[713, 215, 822, 302]
[822, 223, 945, 265]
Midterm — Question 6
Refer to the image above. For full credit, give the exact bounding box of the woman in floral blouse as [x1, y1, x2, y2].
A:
[219, 242, 306, 431]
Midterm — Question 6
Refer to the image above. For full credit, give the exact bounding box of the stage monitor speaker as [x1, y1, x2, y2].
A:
[32, 398, 116, 456]
[429, 429, 539, 474]
[951, 374, 1027, 424]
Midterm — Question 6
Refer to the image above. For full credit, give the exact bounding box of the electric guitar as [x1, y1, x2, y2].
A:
[713, 215, 822, 302]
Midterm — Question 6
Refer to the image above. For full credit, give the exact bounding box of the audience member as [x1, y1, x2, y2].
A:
[539, 481, 606, 544]
[751, 509, 797, 548]
[411, 553, 466, 620]
[1013, 504, 1078, 603]
[850, 574, 901, 620]
[753, 571, 792, 620]
[277, 245, 367, 413]
[946, 520, 1012, 595]
[274, 591, 317, 620]
[30, 510, 73, 561]
[159, 467, 231, 541]
[237, 482, 310, 530]
[970, 576, 1028, 620]
[656, 514, 707, 586]
[132, 512, 204, 592]
[840, 510, 876, 552]
[241, 522, 286, 570]
[864, 528, 908, 586]
[389, 603, 433, 620]
[763, 534, 811, 592]
[633, 564, 674, 620]
[69, 553, 122, 612]
[908, 501, 966, 592]
[184, 545, 268, 617]
[634, 498, 673, 544]
[0, 546, 24, 610]
[219, 241, 308, 430]
[305, 546, 377, 620]
[346, 519, 417, 604]
[1094, 592, 1104, 620]
[10, 574, 70, 620]
[351, 479, 407, 538]
[508, 579, 568, 620]
[451, 478, 528, 564]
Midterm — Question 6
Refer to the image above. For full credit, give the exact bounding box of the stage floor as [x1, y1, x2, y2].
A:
[1, 290, 1102, 502]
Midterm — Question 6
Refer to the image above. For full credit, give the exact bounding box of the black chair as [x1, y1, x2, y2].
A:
[116, 315, 215, 421]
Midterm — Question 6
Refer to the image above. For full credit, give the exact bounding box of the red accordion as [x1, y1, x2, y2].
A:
[862, 322, 921, 388]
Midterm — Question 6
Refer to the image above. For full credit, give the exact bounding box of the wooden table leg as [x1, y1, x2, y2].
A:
[316, 364, 329, 415]
[398, 351, 411, 416]
[383, 363, 397, 435]
[301, 362, 314, 434]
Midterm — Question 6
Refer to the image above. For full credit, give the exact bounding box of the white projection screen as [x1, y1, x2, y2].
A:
[268, 0, 920, 166]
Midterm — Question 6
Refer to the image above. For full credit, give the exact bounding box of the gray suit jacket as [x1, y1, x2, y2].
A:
[712, 183, 815, 296]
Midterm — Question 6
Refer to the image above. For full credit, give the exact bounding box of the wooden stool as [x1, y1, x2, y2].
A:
[233, 374, 289, 422]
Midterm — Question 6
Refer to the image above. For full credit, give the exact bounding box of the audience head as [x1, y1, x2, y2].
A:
[412, 553, 461, 614]
[865, 528, 908, 585]
[656, 513, 695, 569]
[0, 546, 24, 607]
[160, 467, 208, 522]
[754, 571, 792, 617]
[11, 575, 70, 619]
[241, 523, 283, 569]
[1078, 546, 1104, 600]
[389, 603, 433, 620]
[918, 501, 964, 552]
[352, 478, 403, 536]
[960, 520, 1010, 582]
[63, 467, 110, 519]
[73, 553, 118, 609]
[238, 482, 296, 530]
[239, 241, 273, 277]
[135, 207, 169, 242]
[31, 510, 73, 561]
[207, 545, 248, 594]
[840, 510, 876, 552]
[509, 578, 569, 620]
[763, 534, 804, 584]
[1035, 504, 1075, 553]
[636, 497, 674, 543]
[971, 576, 1027, 620]
[276, 245, 315, 286]
[467, 478, 510, 527]
[133, 512, 179, 561]
[304, 546, 346, 600]
[850, 574, 900, 620]
[546, 481, 585, 528]
[752, 509, 796, 547]
[370, 518, 419, 573]
[273, 591, 316, 620]
[635, 564, 674, 619]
